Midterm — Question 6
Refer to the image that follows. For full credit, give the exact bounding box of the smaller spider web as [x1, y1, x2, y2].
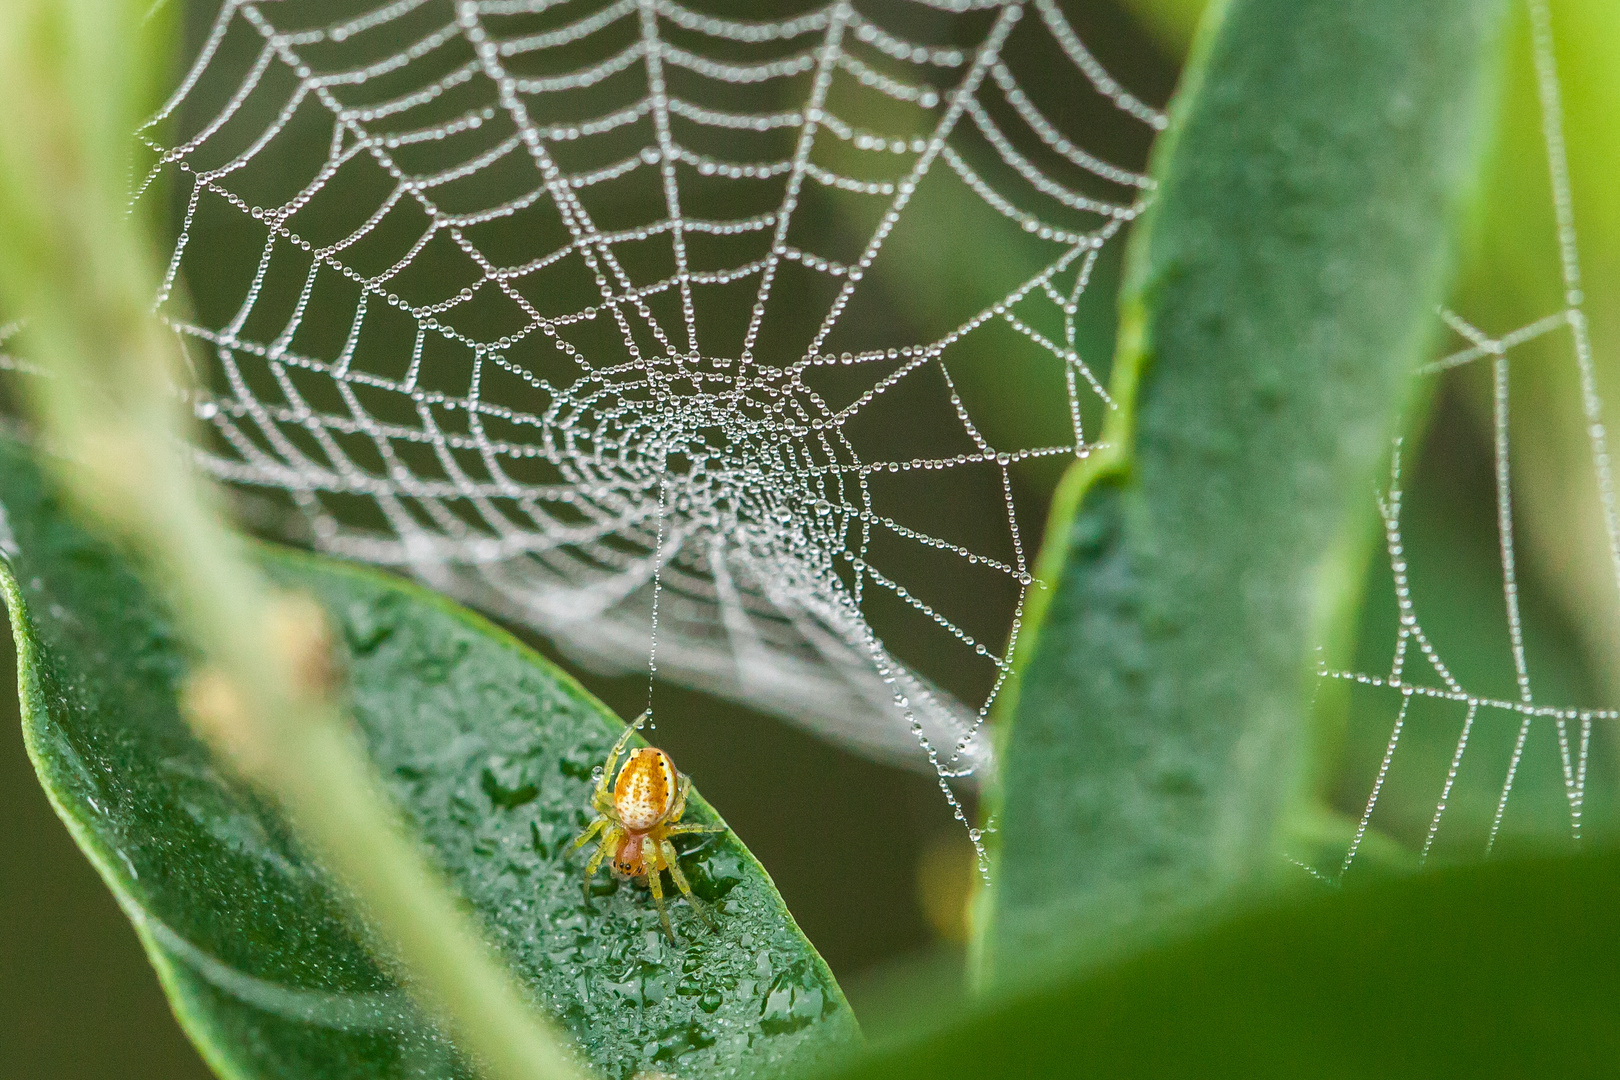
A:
[113, 0, 1166, 858]
[1322, 0, 1620, 875]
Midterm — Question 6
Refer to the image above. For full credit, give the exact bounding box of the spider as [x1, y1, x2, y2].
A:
[569, 714, 725, 941]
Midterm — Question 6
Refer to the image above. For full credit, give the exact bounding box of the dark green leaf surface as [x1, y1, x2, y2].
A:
[828, 849, 1620, 1080]
[982, 0, 1512, 978]
[0, 433, 854, 1080]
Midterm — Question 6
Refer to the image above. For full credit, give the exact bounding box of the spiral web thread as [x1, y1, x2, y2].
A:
[108, 0, 1162, 862]
[1326, 0, 1620, 874]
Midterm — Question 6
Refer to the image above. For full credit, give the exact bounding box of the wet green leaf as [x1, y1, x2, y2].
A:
[980, 0, 1513, 980]
[0, 433, 854, 1080]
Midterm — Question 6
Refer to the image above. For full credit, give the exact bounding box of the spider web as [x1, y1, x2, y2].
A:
[4, 0, 1606, 883]
[123, 0, 1163, 855]
[1324, 0, 1620, 875]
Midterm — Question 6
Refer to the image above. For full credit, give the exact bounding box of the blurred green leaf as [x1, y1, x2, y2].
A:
[0, 432, 854, 1080]
[979, 0, 1512, 980]
[824, 848, 1620, 1079]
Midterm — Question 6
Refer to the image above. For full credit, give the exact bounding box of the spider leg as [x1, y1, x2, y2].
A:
[643, 835, 675, 941]
[663, 822, 726, 837]
[666, 775, 729, 833]
[581, 825, 621, 908]
[592, 711, 648, 807]
[667, 773, 694, 823]
[568, 814, 609, 854]
[660, 837, 716, 928]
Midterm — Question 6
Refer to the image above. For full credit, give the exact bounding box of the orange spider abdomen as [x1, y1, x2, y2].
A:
[613, 747, 676, 832]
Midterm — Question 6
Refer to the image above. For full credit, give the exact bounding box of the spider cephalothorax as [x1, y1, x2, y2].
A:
[569, 714, 724, 940]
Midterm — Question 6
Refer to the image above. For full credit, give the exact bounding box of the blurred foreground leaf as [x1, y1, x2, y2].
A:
[980, 0, 1512, 979]
[826, 848, 1620, 1079]
[0, 432, 853, 1080]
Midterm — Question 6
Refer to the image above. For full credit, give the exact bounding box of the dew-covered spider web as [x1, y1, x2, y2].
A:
[4, 0, 1600, 883]
[112, 0, 1165, 857]
[1322, 0, 1620, 876]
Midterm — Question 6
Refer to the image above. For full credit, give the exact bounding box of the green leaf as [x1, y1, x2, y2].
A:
[979, 0, 1512, 980]
[0, 432, 855, 1080]
[823, 848, 1620, 1080]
